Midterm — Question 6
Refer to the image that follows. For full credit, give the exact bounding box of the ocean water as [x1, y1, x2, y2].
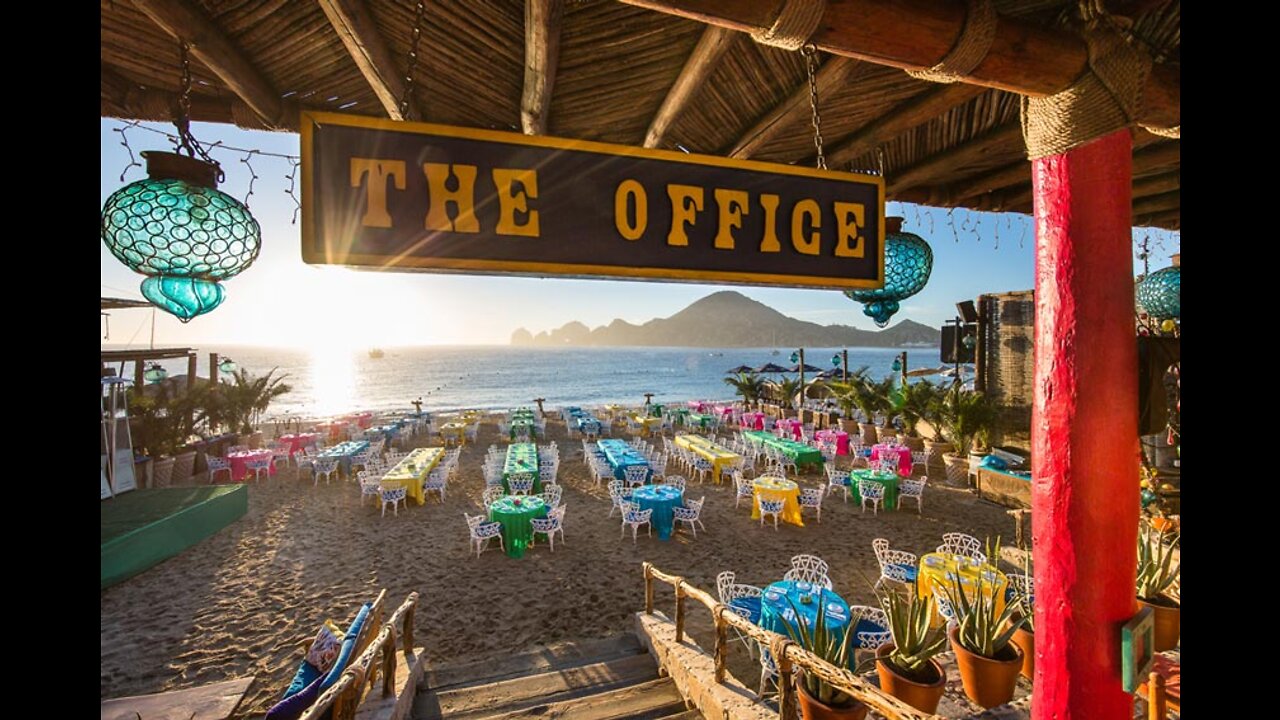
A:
[112, 345, 942, 420]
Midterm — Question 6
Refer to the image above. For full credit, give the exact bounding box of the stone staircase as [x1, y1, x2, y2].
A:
[412, 633, 701, 720]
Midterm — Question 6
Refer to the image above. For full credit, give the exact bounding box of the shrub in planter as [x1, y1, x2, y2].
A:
[1137, 523, 1180, 651]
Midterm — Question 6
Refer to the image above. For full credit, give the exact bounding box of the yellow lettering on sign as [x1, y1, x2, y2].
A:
[758, 194, 781, 253]
[666, 184, 704, 247]
[615, 179, 648, 241]
[791, 199, 821, 255]
[833, 202, 866, 257]
[713, 188, 749, 250]
[423, 163, 480, 233]
[492, 168, 540, 237]
[350, 158, 405, 228]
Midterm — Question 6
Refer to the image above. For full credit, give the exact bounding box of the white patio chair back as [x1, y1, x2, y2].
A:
[312, 456, 339, 485]
[825, 466, 850, 502]
[873, 543, 920, 592]
[784, 555, 831, 588]
[360, 476, 383, 505]
[621, 505, 653, 543]
[245, 457, 272, 483]
[899, 476, 927, 513]
[423, 469, 447, 502]
[530, 504, 566, 551]
[663, 475, 687, 492]
[734, 475, 755, 508]
[847, 606, 891, 649]
[798, 487, 824, 523]
[1007, 572, 1035, 609]
[758, 498, 785, 530]
[482, 486, 505, 507]
[206, 456, 232, 483]
[672, 496, 706, 537]
[465, 513, 505, 558]
[858, 479, 885, 514]
[540, 484, 563, 508]
[939, 532, 984, 559]
[380, 487, 407, 517]
[623, 464, 650, 488]
[911, 451, 928, 474]
[508, 473, 535, 495]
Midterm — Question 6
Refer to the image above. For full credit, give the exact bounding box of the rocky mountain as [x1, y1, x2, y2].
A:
[511, 291, 940, 348]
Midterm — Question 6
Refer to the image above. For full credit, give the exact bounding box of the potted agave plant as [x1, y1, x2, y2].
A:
[782, 597, 868, 720]
[944, 546, 1026, 708]
[870, 583, 948, 713]
[1137, 523, 1180, 651]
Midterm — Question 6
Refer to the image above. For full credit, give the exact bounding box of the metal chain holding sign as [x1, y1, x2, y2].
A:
[399, 0, 427, 120]
[801, 44, 827, 170]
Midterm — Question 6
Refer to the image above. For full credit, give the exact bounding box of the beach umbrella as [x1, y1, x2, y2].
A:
[906, 366, 947, 378]
[788, 363, 824, 374]
[726, 365, 755, 374]
[755, 363, 788, 374]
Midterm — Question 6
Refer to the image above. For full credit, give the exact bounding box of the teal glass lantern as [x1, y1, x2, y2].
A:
[790, 351, 800, 364]
[219, 358, 238, 374]
[101, 152, 260, 322]
[143, 363, 168, 384]
[1136, 265, 1180, 319]
[844, 217, 933, 327]
[831, 354, 841, 367]
[891, 357, 902, 373]
[962, 334, 977, 350]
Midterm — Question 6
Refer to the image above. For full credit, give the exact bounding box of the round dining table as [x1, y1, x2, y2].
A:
[488, 496, 548, 559]
[751, 477, 804, 526]
[631, 485, 684, 540]
[870, 443, 913, 476]
[227, 449, 276, 482]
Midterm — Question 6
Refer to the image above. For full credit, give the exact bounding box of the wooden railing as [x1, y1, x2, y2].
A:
[642, 563, 941, 720]
[300, 591, 419, 720]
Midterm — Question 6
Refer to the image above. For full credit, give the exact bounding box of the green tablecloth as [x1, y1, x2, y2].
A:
[686, 412, 711, 429]
[510, 408, 537, 421]
[743, 431, 824, 470]
[508, 417, 539, 440]
[502, 442, 542, 493]
[488, 496, 547, 558]
[668, 408, 690, 425]
[648, 404, 665, 417]
[849, 468, 900, 509]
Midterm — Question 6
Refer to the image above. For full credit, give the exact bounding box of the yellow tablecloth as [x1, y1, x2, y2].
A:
[631, 415, 661, 436]
[751, 477, 804, 526]
[674, 434, 741, 484]
[380, 447, 444, 505]
[604, 404, 627, 419]
[440, 422, 467, 444]
[916, 552, 1007, 614]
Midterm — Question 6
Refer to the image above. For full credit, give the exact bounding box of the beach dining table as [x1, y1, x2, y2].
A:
[317, 420, 350, 443]
[758, 581, 888, 665]
[565, 407, 601, 434]
[363, 424, 400, 443]
[673, 434, 740, 484]
[740, 411, 765, 430]
[751, 476, 804, 527]
[342, 412, 373, 429]
[631, 484, 684, 540]
[778, 418, 804, 440]
[631, 415, 662, 436]
[814, 429, 850, 455]
[597, 439, 651, 482]
[317, 440, 370, 475]
[502, 442, 542, 493]
[439, 421, 467, 445]
[917, 552, 1008, 615]
[685, 412, 713, 430]
[849, 468, 901, 509]
[488, 496, 547, 558]
[871, 444, 913, 476]
[507, 417, 538, 440]
[380, 447, 443, 505]
[278, 432, 318, 457]
[227, 449, 276, 482]
[742, 431, 824, 471]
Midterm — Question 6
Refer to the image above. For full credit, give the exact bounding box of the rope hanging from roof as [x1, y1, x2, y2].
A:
[905, 0, 997, 84]
[1020, 22, 1176, 159]
[749, 0, 827, 51]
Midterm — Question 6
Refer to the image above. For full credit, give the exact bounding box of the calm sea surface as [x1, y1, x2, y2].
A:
[111, 345, 942, 420]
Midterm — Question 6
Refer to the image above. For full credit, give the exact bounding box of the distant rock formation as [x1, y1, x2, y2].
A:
[510, 290, 940, 347]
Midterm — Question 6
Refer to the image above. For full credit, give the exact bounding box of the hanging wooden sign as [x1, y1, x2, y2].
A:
[301, 112, 885, 289]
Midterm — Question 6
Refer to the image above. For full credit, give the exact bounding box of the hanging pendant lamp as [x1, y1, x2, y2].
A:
[844, 217, 933, 327]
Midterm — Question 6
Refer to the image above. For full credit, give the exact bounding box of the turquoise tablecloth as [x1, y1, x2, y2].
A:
[318, 440, 370, 474]
[849, 468, 900, 510]
[630, 484, 683, 540]
[488, 496, 547, 558]
[502, 443, 541, 493]
[597, 439, 651, 481]
[760, 580, 851, 639]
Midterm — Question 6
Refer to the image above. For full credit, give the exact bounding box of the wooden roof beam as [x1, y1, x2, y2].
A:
[888, 123, 1023, 193]
[1132, 171, 1179, 199]
[318, 0, 412, 121]
[643, 25, 736, 148]
[131, 0, 286, 129]
[621, 0, 1179, 130]
[727, 56, 858, 159]
[102, 66, 299, 131]
[521, 0, 564, 135]
[1133, 191, 1179, 217]
[827, 84, 987, 169]
[1134, 209, 1179, 229]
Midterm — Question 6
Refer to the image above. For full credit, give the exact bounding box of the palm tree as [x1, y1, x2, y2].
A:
[205, 368, 293, 434]
[898, 379, 945, 437]
[776, 376, 803, 413]
[937, 389, 998, 454]
[826, 367, 870, 420]
[723, 372, 766, 408]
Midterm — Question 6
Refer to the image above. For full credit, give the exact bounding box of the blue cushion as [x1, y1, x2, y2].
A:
[730, 596, 762, 623]
[283, 661, 322, 699]
[981, 454, 1008, 470]
[264, 672, 324, 720]
[888, 563, 918, 582]
[319, 603, 372, 692]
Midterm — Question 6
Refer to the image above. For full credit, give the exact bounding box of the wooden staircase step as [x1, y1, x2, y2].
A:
[424, 634, 643, 692]
[478, 677, 687, 720]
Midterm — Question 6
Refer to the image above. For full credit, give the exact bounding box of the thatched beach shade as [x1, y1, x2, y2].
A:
[725, 365, 754, 374]
[788, 363, 824, 374]
[754, 363, 788, 374]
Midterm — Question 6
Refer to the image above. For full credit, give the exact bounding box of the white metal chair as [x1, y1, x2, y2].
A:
[540, 484, 563, 508]
[359, 476, 383, 506]
[380, 486, 407, 517]
[757, 643, 779, 700]
[423, 469, 447, 503]
[465, 513, 505, 558]
[607, 480, 633, 518]
[798, 487, 824, 523]
[690, 456, 714, 484]
[871, 538, 919, 592]
[758, 497, 785, 530]
[206, 456, 232, 483]
[621, 503, 653, 543]
[824, 465, 850, 502]
[508, 472, 535, 496]
[858, 479, 885, 514]
[848, 605, 892, 650]
[939, 532, 985, 559]
[672, 497, 705, 537]
[899, 476, 927, 514]
[539, 465, 558, 488]
[716, 571, 763, 658]
[1006, 572, 1035, 611]
[663, 475, 687, 492]
[734, 474, 755, 509]
[623, 464, 650, 488]
[911, 451, 928, 475]
[245, 457, 272, 483]
[530, 505, 566, 551]
[784, 554, 831, 589]
[482, 486, 505, 506]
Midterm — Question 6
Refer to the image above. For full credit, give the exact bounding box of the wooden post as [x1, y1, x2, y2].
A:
[210, 352, 219, 383]
[643, 563, 654, 614]
[187, 352, 198, 391]
[974, 297, 987, 393]
[381, 636, 395, 696]
[1147, 672, 1166, 720]
[713, 609, 727, 683]
[403, 602, 415, 652]
[134, 359, 144, 388]
[1031, 128, 1138, 720]
[674, 580, 685, 643]
[776, 648, 795, 720]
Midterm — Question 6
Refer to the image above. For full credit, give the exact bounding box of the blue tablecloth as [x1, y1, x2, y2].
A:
[631, 484, 683, 540]
[759, 581, 886, 664]
[565, 406, 601, 433]
[597, 439, 651, 481]
[364, 424, 400, 442]
[318, 440, 370, 474]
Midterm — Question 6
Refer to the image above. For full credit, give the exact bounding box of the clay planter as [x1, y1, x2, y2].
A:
[875, 644, 945, 714]
[875, 425, 899, 444]
[152, 456, 176, 488]
[923, 440, 952, 467]
[796, 674, 868, 720]
[839, 418, 860, 434]
[948, 626, 1023, 708]
[897, 434, 925, 452]
[858, 422, 878, 446]
[1010, 626, 1034, 680]
[942, 453, 970, 486]
[1139, 597, 1180, 651]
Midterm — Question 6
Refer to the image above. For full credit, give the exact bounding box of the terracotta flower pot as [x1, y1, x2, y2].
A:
[858, 422, 878, 446]
[839, 418, 859, 434]
[1010, 626, 1034, 680]
[1139, 597, 1180, 651]
[948, 626, 1023, 708]
[152, 456, 175, 488]
[923, 440, 952, 466]
[942, 453, 970, 487]
[874, 644, 945, 714]
[875, 425, 899, 444]
[795, 674, 868, 720]
[897, 435, 925, 452]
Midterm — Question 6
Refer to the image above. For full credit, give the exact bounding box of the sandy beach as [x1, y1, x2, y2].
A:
[100, 418, 1018, 717]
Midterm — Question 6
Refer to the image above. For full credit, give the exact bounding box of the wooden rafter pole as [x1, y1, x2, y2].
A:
[643, 25, 736, 148]
[1132, 190, 1179, 216]
[620, 0, 1179, 130]
[888, 123, 1023, 193]
[1134, 209, 1179, 228]
[521, 0, 564, 135]
[727, 56, 859, 159]
[102, 66, 300, 131]
[318, 0, 412, 121]
[827, 84, 986, 169]
[132, 0, 285, 129]
[1132, 171, 1179, 199]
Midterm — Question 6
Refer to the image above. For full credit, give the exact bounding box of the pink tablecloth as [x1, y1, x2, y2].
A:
[317, 421, 350, 443]
[687, 400, 707, 412]
[779, 418, 803, 440]
[279, 433, 318, 457]
[227, 449, 277, 482]
[741, 411, 765, 430]
[344, 412, 374, 429]
[870, 444, 913, 476]
[814, 429, 850, 455]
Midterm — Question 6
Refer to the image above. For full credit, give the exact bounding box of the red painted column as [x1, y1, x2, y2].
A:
[1030, 128, 1138, 720]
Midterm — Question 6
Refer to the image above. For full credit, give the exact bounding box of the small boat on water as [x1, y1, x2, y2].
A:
[368, 348, 385, 359]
